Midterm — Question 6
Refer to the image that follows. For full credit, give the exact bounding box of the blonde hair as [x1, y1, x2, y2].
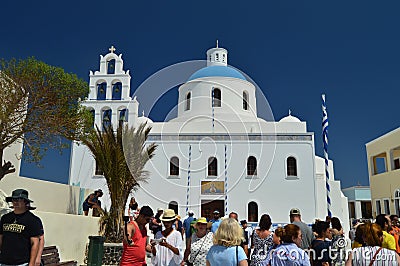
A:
[213, 218, 244, 247]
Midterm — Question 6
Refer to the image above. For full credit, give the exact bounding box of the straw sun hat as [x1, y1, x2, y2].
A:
[160, 209, 177, 222]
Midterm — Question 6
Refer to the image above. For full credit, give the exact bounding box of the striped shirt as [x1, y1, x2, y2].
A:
[352, 246, 398, 266]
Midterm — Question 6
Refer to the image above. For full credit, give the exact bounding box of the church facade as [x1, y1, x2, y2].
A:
[69, 45, 349, 226]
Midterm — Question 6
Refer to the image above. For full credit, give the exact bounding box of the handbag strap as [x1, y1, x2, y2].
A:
[190, 232, 209, 263]
[369, 247, 383, 266]
[236, 245, 239, 266]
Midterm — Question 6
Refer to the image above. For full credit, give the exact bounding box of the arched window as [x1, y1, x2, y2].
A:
[248, 202, 258, 222]
[119, 109, 128, 128]
[95, 159, 104, 176]
[185, 92, 191, 111]
[247, 156, 257, 176]
[287, 157, 297, 176]
[112, 82, 122, 100]
[89, 109, 95, 128]
[208, 157, 217, 176]
[243, 91, 249, 110]
[168, 201, 178, 215]
[212, 88, 221, 107]
[170, 156, 179, 176]
[102, 109, 112, 131]
[107, 59, 115, 74]
[97, 82, 107, 100]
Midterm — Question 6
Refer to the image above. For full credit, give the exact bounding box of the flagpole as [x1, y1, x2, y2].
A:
[322, 94, 332, 217]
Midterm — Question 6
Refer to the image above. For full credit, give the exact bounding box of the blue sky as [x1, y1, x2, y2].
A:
[2, 1, 400, 188]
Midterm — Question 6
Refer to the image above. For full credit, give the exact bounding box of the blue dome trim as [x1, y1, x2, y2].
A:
[188, 65, 246, 81]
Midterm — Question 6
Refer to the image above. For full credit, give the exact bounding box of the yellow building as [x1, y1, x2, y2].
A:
[366, 127, 400, 217]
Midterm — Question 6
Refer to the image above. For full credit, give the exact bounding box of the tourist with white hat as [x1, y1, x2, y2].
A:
[151, 209, 183, 266]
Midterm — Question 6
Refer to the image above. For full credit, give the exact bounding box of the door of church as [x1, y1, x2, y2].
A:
[201, 200, 224, 221]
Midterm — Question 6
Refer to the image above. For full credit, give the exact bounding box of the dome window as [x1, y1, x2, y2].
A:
[222, 54, 226, 62]
[107, 59, 115, 74]
[243, 91, 249, 110]
[212, 88, 221, 107]
[216, 53, 219, 61]
[185, 92, 191, 111]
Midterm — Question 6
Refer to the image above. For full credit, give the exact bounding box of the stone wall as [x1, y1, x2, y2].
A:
[84, 242, 123, 265]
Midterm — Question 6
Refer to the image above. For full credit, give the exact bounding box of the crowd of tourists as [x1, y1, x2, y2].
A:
[3, 189, 400, 265]
[119, 205, 400, 266]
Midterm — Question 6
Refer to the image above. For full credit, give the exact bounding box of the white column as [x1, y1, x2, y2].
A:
[355, 201, 362, 219]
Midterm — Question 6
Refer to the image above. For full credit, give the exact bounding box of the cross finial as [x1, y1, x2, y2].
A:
[288, 109, 292, 116]
[109, 45, 116, 53]
[216, 40, 219, 48]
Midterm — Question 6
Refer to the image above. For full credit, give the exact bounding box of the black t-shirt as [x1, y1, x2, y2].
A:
[0, 211, 43, 264]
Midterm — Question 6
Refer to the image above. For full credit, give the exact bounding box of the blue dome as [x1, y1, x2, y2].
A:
[188, 65, 246, 81]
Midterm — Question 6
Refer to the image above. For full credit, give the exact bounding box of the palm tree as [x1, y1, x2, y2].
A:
[82, 123, 157, 242]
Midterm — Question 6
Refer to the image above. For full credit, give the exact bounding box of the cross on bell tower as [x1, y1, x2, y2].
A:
[109, 45, 116, 53]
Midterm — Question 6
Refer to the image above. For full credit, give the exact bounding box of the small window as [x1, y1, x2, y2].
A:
[376, 200, 382, 215]
[208, 157, 217, 176]
[112, 82, 122, 100]
[107, 59, 115, 74]
[395, 159, 400, 170]
[248, 202, 258, 222]
[170, 156, 179, 176]
[372, 153, 387, 175]
[212, 88, 221, 107]
[95, 160, 104, 176]
[119, 109, 128, 127]
[287, 157, 297, 176]
[243, 91, 249, 110]
[247, 156, 257, 176]
[222, 54, 226, 62]
[97, 82, 107, 100]
[384, 199, 390, 214]
[102, 109, 112, 131]
[185, 92, 191, 111]
[216, 53, 219, 61]
[89, 109, 95, 128]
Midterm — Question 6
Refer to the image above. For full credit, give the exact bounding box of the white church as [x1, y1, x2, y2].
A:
[69, 44, 349, 227]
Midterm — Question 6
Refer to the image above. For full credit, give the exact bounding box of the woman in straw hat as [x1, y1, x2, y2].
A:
[151, 209, 183, 266]
[181, 217, 214, 266]
[206, 218, 248, 266]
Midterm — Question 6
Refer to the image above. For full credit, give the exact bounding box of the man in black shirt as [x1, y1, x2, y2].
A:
[0, 189, 43, 265]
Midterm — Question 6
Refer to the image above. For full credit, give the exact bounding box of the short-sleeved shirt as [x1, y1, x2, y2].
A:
[189, 232, 214, 266]
[206, 245, 247, 266]
[210, 219, 221, 233]
[267, 243, 311, 266]
[352, 246, 398, 265]
[292, 221, 313, 249]
[152, 230, 183, 266]
[183, 216, 195, 238]
[0, 211, 42, 265]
